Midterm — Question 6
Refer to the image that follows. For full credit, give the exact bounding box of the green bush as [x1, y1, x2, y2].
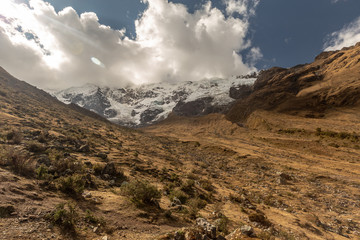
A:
[121, 180, 161, 207]
[47, 202, 78, 231]
[169, 189, 189, 204]
[35, 164, 53, 180]
[57, 175, 85, 197]
[84, 210, 105, 226]
[216, 215, 230, 234]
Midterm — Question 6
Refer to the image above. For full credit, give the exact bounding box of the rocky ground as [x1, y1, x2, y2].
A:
[146, 109, 360, 240]
[1, 98, 359, 239]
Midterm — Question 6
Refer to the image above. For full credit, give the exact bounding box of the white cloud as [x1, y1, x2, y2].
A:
[246, 47, 263, 65]
[0, 0, 260, 89]
[324, 16, 360, 51]
[224, 0, 260, 16]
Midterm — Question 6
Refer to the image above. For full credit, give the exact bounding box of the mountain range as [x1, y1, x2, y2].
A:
[0, 43, 360, 240]
[50, 76, 255, 127]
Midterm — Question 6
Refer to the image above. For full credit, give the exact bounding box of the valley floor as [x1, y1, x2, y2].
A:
[145, 108, 360, 240]
[1, 107, 359, 240]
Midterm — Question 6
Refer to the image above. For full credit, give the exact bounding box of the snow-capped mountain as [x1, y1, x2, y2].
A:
[49, 76, 256, 127]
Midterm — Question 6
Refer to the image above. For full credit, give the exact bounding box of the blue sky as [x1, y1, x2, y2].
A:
[1, 0, 360, 88]
[42, 0, 360, 69]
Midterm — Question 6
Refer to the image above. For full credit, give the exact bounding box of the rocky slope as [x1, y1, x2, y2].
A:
[227, 42, 360, 122]
[1, 43, 360, 240]
[50, 77, 255, 127]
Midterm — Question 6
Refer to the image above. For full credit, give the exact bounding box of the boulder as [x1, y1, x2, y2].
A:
[196, 218, 217, 239]
[240, 225, 253, 236]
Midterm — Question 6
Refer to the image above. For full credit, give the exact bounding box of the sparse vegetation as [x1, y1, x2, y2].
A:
[48, 149, 85, 176]
[316, 128, 359, 141]
[35, 164, 50, 180]
[56, 174, 85, 197]
[216, 215, 230, 234]
[84, 210, 105, 226]
[0, 146, 34, 177]
[199, 179, 215, 192]
[47, 202, 78, 231]
[180, 179, 195, 195]
[278, 128, 305, 134]
[26, 141, 45, 153]
[6, 129, 22, 144]
[121, 180, 161, 207]
[169, 189, 189, 204]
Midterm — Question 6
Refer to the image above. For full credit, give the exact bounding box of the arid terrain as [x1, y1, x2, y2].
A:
[1, 43, 360, 240]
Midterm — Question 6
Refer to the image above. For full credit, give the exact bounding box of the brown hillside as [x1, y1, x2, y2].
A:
[227, 42, 360, 122]
[144, 43, 360, 240]
[1, 42, 360, 240]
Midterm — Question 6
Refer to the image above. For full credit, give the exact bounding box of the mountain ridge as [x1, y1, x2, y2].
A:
[227, 42, 360, 122]
[50, 77, 256, 127]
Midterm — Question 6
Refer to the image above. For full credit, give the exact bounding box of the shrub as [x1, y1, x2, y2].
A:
[37, 131, 48, 143]
[121, 180, 161, 207]
[93, 163, 104, 175]
[164, 210, 172, 219]
[6, 129, 22, 144]
[169, 173, 182, 185]
[84, 210, 105, 226]
[57, 175, 85, 197]
[47, 202, 78, 231]
[188, 197, 207, 210]
[48, 149, 84, 175]
[26, 141, 45, 153]
[248, 213, 272, 227]
[180, 179, 195, 195]
[200, 179, 215, 192]
[35, 164, 52, 180]
[187, 172, 199, 180]
[0, 147, 34, 177]
[183, 198, 207, 220]
[169, 189, 189, 204]
[216, 215, 230, 234]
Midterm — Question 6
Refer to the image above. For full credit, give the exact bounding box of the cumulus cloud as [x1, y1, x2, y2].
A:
[324, 16, 360, 51]
[0, 0, 260, 89]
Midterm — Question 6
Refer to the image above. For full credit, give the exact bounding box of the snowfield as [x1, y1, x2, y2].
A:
[49, 77, 256, 127]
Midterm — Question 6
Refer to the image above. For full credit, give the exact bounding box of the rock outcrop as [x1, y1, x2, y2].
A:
[227, 42, 360, 122]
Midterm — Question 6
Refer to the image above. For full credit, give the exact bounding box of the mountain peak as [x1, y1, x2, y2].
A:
[51, 77, 256, 127]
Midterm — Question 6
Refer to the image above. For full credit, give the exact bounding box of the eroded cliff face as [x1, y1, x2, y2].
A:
[227, 42, 360, 122]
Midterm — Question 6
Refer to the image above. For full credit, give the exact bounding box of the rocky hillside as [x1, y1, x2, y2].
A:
[227, 42, 360, 122]
[50, 77, 255, 127]
[1, 44, 360, 240]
